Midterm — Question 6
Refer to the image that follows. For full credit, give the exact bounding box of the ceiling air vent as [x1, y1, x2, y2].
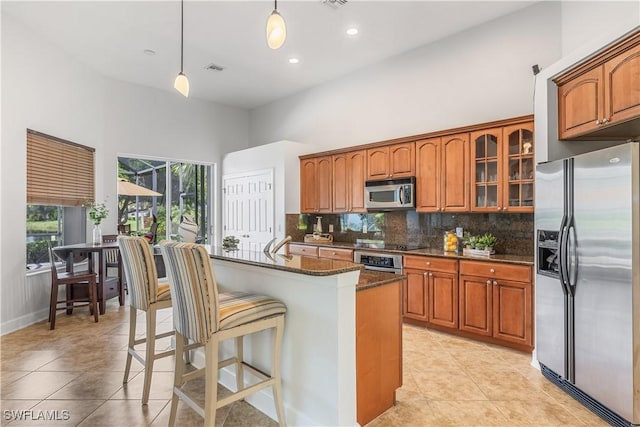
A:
[322, 0, 347, 9]
[205, 63, 224, 72]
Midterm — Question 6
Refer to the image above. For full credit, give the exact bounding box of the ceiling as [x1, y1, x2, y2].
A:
[3, 1, 537, 109]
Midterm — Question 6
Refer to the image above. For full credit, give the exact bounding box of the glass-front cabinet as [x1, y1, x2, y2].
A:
[471, 128, 501, 211]
[503, 123, 534, 211]
[470, 121, 534, 212]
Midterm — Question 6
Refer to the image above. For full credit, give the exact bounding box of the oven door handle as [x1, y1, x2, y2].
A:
[363, 265, 403, 275]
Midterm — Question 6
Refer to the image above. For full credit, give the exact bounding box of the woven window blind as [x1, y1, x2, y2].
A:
[26, 129, 95, 207]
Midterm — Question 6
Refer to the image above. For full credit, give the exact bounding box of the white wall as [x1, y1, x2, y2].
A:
[561, 1, 640, 57]
[222, 140, 306, 242]
[248, 2, 563, 154]
[0, 13, 249, 333]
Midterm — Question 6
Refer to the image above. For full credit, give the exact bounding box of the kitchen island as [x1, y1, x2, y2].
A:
[200, 246, 402, 427]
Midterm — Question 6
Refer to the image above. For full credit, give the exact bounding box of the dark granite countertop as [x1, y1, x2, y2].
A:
[207, 245, 362, 276]
[357, 270, 404, 291]
[289, 240, 534, 266]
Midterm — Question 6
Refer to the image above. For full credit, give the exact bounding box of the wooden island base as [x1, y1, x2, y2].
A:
[356, 279, 403, 426]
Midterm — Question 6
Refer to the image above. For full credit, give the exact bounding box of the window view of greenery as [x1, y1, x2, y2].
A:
[118, 157, 211, 243]
[26, 205, 62, 268]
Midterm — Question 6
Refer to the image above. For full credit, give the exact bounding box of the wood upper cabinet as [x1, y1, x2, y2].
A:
[333, 150, 367, 213]
[558, 67, 604, 139]
[604, 42, 640, 126]
[470, 122, 534, 213]
[416, 134, 469, 213]
[300, 156, 332, 213]
[366, 142, 415, 180]
[557, 31, 640, 139]
[441, 133, 470, 212]
[415, 138, 441, 212]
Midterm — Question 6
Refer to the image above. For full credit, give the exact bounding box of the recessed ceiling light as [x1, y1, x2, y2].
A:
[143, 49, 156, 56]
[346, 28, 358, 36]
[288, 58, 300, 64]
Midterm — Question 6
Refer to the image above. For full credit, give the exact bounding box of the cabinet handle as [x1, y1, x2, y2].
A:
[332, 252, 337, 255]
[496, 206, 501, 211]
[489, 268, 495, 273]
[493, 280, 498, 285]
[486, 280, 491, 285]
[602, 118, 609, 124]
[595, 119, 602, 125]
[428, 272, 433, 277]
[426, 261, 431, 266]
[424, 272, 428, 277]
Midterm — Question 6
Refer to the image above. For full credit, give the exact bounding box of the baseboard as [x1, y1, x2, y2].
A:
[189, 349, 315, 426]
[1, 308, 49, 335]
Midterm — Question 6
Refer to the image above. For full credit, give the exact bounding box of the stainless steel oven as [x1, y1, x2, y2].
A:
[354, 251, 403, 275]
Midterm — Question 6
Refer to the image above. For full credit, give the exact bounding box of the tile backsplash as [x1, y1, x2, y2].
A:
[286, 211, 534, 256]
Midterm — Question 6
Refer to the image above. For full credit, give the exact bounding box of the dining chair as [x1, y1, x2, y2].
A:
[103, 234, 126, 298]
[47, 244, 98, 330]
[159, 241, 287, 427]
[118, 236, 174, 405]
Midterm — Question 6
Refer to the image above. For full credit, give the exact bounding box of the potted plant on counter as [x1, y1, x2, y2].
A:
[462, 232, 496, 257]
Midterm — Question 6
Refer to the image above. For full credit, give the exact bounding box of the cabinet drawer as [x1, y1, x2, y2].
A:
[460, 260, 531, 283]
[318, 247, 354, 261]
[404, 255, 457, 272]
[288, 244, 319, 257]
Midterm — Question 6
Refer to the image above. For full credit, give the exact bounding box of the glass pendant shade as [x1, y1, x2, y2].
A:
[174, 72, 189, 97]
[266, 10, 286, 49]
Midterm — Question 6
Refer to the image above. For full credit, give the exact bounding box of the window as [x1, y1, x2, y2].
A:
[118, 156, 212, 243]
[26, 130, 94, 269]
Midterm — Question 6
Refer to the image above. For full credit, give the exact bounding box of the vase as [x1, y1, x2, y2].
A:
[92, 224, 102, 245]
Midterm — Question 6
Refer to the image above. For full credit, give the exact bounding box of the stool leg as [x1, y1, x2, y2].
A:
[123, 307, 137, 385]
[235, 336, 244, 393]
[66, 283, 73, 315]
[272, 315, 286, 427]
[141, 306, 157, 405]
[204, 336, 219, 427]
[49, 282, 59, 330]
[169, 333, 185, 427]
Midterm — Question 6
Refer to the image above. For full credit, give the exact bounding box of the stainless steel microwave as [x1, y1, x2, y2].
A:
[365, 177, 415, 210]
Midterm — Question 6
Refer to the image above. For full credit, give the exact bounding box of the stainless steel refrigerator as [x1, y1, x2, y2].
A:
[535, 142, 639, 427]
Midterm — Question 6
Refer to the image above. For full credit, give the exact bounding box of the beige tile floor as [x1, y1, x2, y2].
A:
[1, 300, 609, 426]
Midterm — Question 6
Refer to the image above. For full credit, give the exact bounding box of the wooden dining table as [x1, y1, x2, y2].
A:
[53, 241, 124, 315]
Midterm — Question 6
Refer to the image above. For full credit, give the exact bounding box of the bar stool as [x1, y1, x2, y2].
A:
[159, 241, 287, 427]
[47, 245, 98, 330]
[118, 236, 174, 404]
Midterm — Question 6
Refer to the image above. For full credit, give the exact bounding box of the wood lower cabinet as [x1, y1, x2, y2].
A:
[459, 275, 493, 336]
[459, 260, 533, 350]
[403, 255, 458, 329]
[300, 156, 332, 213]
[556, 30, 640, 140]
[333, 150, 367, 213]
[367, 142, 415, 180]
[287, 243, 319, 257]
[318, 246, 354, 261]
[356, 280, 402, 426]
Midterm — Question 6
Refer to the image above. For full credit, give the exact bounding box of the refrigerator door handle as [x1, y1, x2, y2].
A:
[558, 214, 570, 295]
[566, 220, 578, 293]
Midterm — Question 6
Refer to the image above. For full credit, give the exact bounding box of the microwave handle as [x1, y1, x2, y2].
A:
[398, 186, 404, 204]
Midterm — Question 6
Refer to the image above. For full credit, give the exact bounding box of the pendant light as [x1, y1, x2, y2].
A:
[174, 0, 189, 97]
[266, 0, 286, 50]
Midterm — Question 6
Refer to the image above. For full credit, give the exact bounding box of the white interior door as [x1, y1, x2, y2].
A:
[223, 169, 274, 252]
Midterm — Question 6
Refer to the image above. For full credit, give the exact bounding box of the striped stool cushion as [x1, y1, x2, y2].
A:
[157, 283, 172, 301]
[219, 292, 286, 330]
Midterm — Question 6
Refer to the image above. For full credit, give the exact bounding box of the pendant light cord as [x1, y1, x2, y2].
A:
[180, 0, 184, 73]
[274, 0, 278, 11]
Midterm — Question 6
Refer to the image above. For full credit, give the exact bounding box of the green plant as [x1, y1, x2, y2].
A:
[84, 201, 109, 225]
[476, 233, 497, 249]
